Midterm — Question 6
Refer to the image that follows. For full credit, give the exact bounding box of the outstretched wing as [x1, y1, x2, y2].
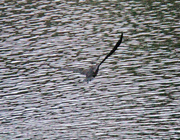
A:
[49, 64, 87, 75]
[99, 32, 123, 67]
[93, 33, 123, 76]
[61, 67, 87, 75]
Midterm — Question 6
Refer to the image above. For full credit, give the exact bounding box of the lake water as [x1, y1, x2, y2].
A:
[0, 0, 180, 139]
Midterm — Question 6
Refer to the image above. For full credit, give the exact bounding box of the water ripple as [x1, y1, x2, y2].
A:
[0, 0, 179, 139]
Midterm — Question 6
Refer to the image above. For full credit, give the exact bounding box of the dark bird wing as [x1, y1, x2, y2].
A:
[94, 32, 123, 74]
[99, 32, 123, 67]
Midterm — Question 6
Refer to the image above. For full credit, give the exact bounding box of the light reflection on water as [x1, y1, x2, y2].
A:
[0, 0, 179, 139]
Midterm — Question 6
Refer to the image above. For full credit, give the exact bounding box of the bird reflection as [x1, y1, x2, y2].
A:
[58, 33, 123, 83]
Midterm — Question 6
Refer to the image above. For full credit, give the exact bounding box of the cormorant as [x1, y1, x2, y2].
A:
[53, 33, 123, 83]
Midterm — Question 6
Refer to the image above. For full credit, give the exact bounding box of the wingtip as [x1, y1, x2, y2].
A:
[121, 32, 123, 38]
[118, 32, 123, 41]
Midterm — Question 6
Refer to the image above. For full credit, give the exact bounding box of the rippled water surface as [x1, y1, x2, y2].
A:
[0, 0, 180, 139]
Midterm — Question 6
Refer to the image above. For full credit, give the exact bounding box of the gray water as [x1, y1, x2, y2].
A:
[0, 0, 180, 139]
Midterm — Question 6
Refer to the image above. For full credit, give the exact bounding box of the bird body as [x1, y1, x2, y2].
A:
[83, 64, 99, 83]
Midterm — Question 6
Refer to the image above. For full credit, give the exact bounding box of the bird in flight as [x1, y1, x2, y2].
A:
[55, 33, 123, 83]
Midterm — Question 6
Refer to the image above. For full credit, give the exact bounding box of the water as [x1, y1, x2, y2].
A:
[0, 0, 180, 139]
